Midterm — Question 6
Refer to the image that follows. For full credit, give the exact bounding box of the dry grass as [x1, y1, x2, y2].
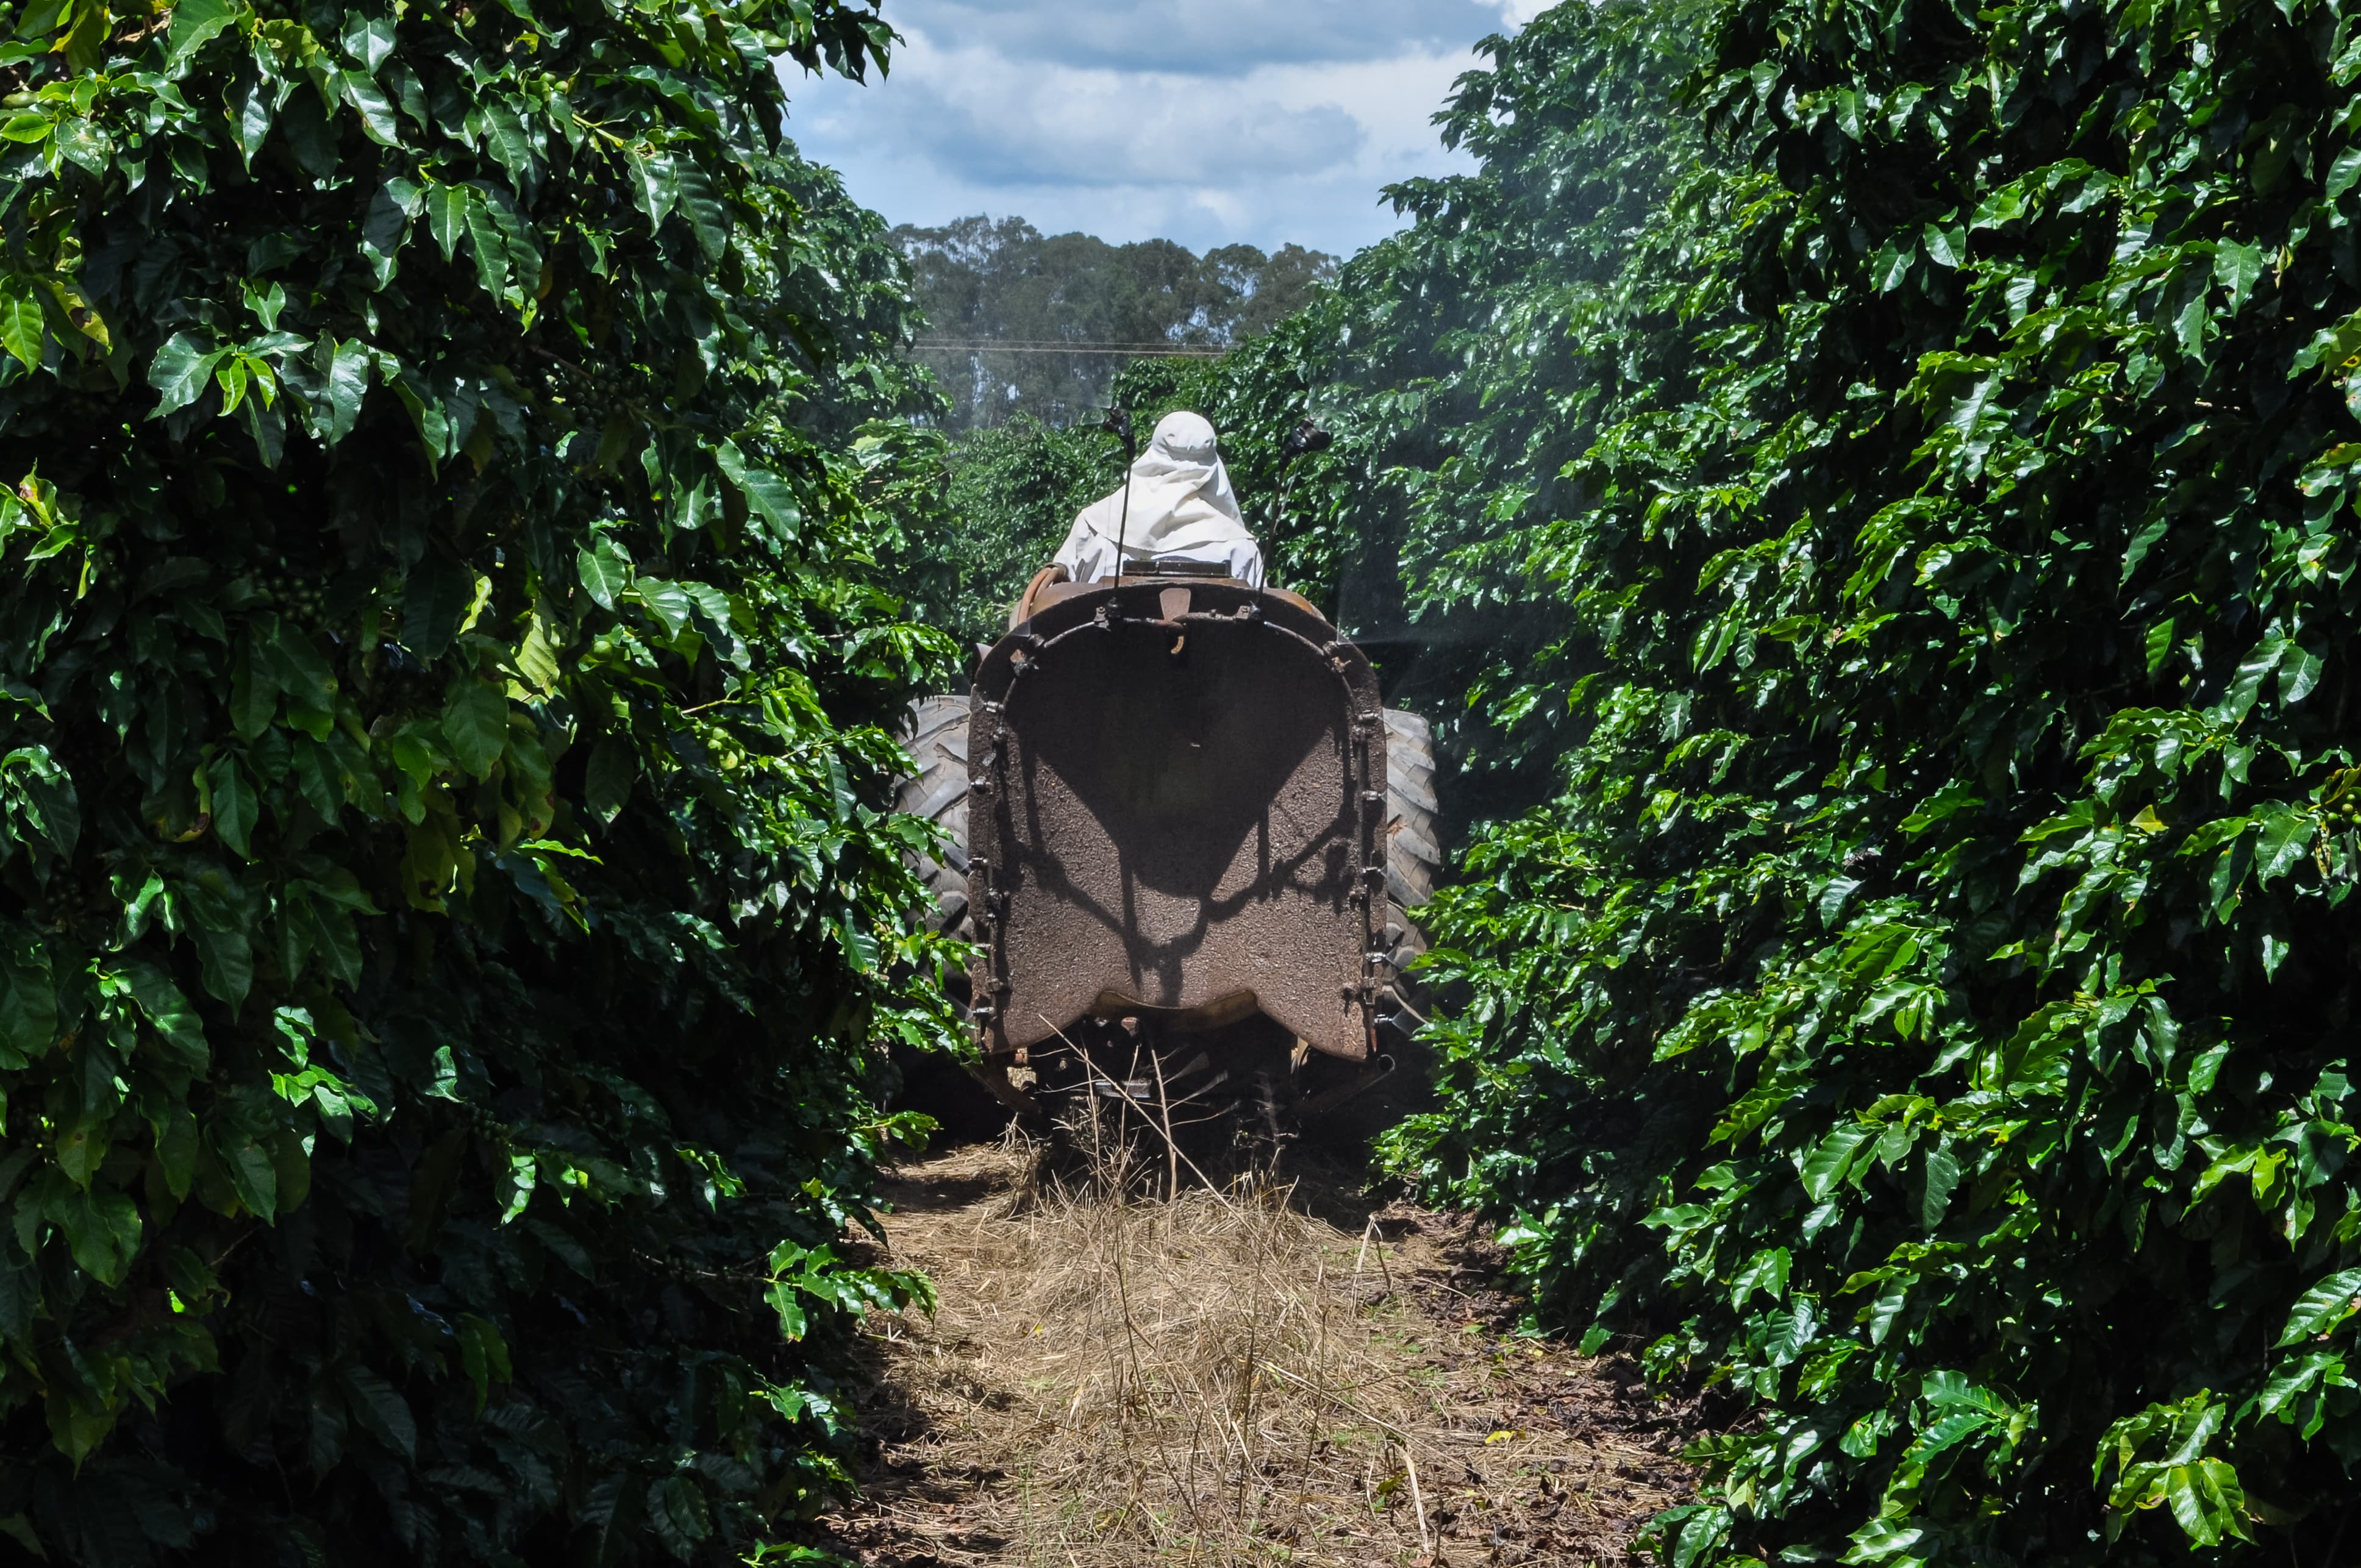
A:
[816, 1135, 1696, 1567]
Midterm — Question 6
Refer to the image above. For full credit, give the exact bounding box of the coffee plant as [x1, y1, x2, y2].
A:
[0, 0, 962, 1563]
[1154, 0, 2361, 1560]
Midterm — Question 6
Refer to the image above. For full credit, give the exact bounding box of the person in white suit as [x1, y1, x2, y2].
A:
[1051, 411, 1265, 586]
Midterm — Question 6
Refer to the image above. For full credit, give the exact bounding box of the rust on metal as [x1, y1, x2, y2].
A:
[967, 577, 1385, 1063]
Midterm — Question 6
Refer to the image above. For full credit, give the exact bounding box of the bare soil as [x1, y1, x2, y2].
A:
[808, 1138, 1698, 1567]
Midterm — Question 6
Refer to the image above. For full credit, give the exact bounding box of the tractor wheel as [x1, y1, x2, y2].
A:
[1381, 708, 1444, 1018]
[897, 694, 975, 941]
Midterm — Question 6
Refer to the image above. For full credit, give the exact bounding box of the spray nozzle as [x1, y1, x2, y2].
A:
[1101, 406, 1135, 452]
[1281, 420, 1333, 461]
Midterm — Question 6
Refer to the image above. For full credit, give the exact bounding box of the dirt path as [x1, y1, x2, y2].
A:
[812, 1141, 1696, 1567]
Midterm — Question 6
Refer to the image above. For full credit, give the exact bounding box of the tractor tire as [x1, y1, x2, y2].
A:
[897, 694, 975, 941]
[1381, 707, 1443, 957]
[1374, 708, 1443, 1061]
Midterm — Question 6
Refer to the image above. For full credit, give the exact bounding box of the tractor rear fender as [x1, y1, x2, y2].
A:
[965, 578, 1386, 1063]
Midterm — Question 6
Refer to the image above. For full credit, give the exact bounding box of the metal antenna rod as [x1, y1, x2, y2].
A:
[1271, 417, 1332, 598]
[1101, 405, 1137, 583]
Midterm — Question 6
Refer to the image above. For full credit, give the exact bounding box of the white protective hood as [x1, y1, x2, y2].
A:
[1052, 412, 1263, 585]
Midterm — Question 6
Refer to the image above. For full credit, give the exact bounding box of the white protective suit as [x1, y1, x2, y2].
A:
[1051, 412, 1265, 586]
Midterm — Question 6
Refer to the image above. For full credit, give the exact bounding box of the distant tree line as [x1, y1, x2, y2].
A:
[891, 216, 1334, 432]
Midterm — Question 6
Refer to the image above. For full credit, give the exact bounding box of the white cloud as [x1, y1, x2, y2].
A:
[873, 34, 1366, 188]
[782, 1, 1540, 255]
[868, 0, 1515, 74]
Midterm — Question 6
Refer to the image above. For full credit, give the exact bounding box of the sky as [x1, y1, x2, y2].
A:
[781, 0, 1554, 260]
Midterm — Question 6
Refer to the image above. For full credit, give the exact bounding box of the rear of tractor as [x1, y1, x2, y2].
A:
[896, 560, 1440, 1164]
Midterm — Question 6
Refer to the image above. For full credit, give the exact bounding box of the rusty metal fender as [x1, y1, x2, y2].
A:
[964, 579, 1388, 1063]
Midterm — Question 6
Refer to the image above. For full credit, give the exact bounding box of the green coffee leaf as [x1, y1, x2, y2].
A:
[1916, 1143, 1961, 1228]
[48, 1183, 141, 1286]
[673, 158, 729, 260]
[229, 634, 278, 739]
[148, 331, 228, 418]
[585, 735, 636, 823]
[632, 577, 693, 636]
[477, 96, 535, 183]
[401, 548, 475, 658]
[649, 1475, 711, 1556]
[463, 190, 513, 298]
[1798, 1122, 1876, 1202]
[165, 0, 240, 64]
[425, 181, 473, 263]
[716, 440, 802, 543]
[52, 1117, 105, 1187]
[2331, 146, 2361, 199]
[320, 337, 373, 444]
[340, 71, 400, 146]
[2276, 1269, 2361, 1346]
[234, 82, 273, 165]
[2255, 803, 2315, 882]
[2214, 239, 2264, 310]
[338, 1364, 416, 1459]
[0, 280, 43, 372]
[0, 958, 56, 1064]
[2165, 1458, 2251, 1547]
[123, 959, 209, 1072]
[218, 1130, 279, 1219]
[442, 678, 509, 779]
[209, 753, 257, 856]
[576, 533, 632, 608]
[1737, 1247, 1785, 1303]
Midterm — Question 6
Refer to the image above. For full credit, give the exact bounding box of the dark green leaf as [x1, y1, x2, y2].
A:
[716, 441, 802, 542]
[340, 71, 399, 146]
[673, 159, 729, 261]
[401, 549, 474, 660]
[320, 338, 372, 445]
[1798, 1123, 1875, 1202]
[2330, 146, 2361, 199]
[2215, 240, 2263, 310]
[425, 181, 472, 263]
[218, 1130, 278, 1219]
[337, 1364, 417, 1459]
[633, 577, 693, 636]
[585, 735, 637, 823]
[123, 960, 208, 1071]
[209, 754, 256, 857]
[48, 1184, 141, 1286]
[148, 332, 226, 418]
[1918, 1143, 1960, 1229]
[165, 0, 238, 64]
[2277, 1269, 2361, 1346]
[0, 282, 43, 372]
[0, 958, 56, 1064]
[576, 534, 632, 608]
[442, 679, 508, 779]
[229, 634, 279, 740]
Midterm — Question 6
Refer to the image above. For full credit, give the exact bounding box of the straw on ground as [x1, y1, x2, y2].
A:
[819, 1138, 1695, 1567]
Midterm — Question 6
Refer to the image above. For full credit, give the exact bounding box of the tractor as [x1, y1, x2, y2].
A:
[896, 550, 1440, 1164]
